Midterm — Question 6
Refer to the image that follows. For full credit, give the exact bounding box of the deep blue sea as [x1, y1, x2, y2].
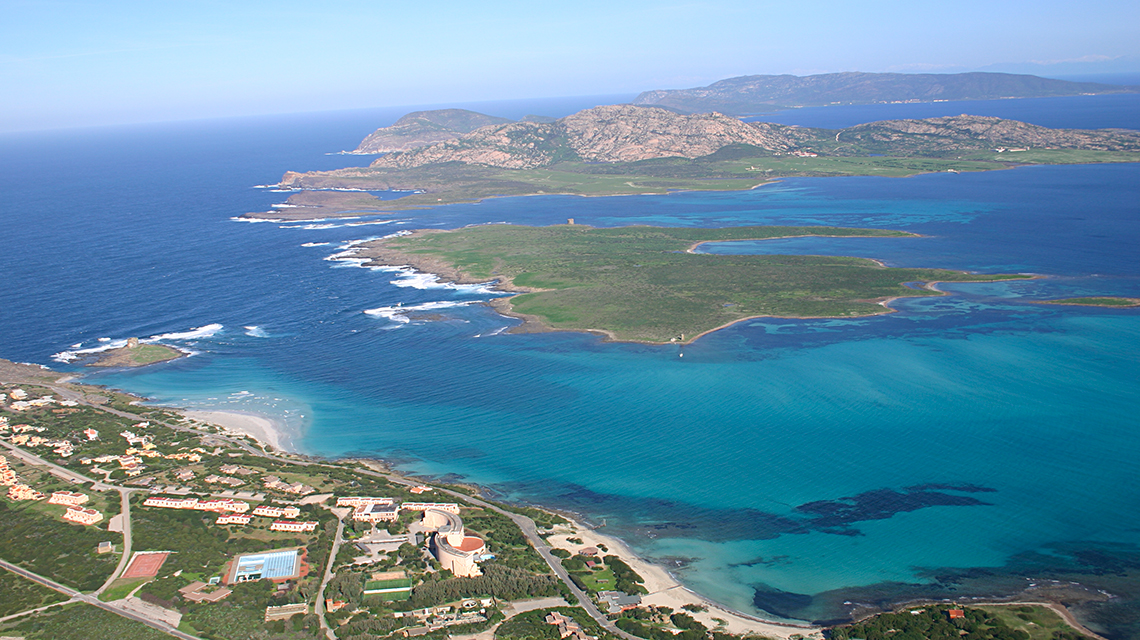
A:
[2, 94, 1139, 636]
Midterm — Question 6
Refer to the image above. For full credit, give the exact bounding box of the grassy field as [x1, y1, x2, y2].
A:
[982, 605, 1085, 640]
[578, 566, 616, 591]
[276, 148, 1138, 215]
[366, 224, 1027, 342]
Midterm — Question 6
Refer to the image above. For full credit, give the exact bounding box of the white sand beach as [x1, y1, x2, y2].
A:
[545, 523, 821, 640]
[181, 409, 289, 452]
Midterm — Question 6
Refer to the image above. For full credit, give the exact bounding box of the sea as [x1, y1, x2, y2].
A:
[2, 93, 1139, 637]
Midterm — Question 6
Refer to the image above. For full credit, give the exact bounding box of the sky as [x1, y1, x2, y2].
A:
[2, 0, 1138, 132]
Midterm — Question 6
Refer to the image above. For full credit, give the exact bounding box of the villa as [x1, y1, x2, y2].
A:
[63, 505, 104, 525]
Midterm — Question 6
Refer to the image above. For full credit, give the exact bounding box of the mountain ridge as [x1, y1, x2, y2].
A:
[633, 71, 1138, 114]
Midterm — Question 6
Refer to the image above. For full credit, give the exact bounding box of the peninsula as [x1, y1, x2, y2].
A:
[252, 105, 1140, 219]
[353, 224, 1028, 343]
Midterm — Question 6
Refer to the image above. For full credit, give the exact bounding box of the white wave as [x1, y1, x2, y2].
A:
[345, 219, 402, 227]
[284, 223, 340, 230]
[364, 300, 476, 325]
[231, 216, 284, 223]
[243, 326, 269, 338]
[387, 268, 500, 295]
[146, 323, 224, 341]
[301, 242, 331, 247]
[271, 203, 306, 208]
[52, 339, 129, 363]
[323, 232, 412, 265]
[71, 342, 82, 348]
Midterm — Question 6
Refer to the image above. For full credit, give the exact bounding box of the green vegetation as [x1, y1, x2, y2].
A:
[97, 576, 148, 602]
[496, 607, 613, 640]
[368, 224, 1026, 342]
[1036, 296, 1140, 307]
[87, 342, 183, 368]
[0, 501, 119, 592]
[0, 569, 67, 617]
[411, 563, 560, 606]
[6, 603, 172, 640]
[615, 606, 752, 640]
[603, 555, 647, 595]
[827, 605, 1086, 640]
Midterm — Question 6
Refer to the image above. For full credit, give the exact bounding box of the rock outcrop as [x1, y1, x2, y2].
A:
[369, 105, 813, 170]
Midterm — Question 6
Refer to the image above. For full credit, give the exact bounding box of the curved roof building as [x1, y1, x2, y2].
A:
[422, 508, 486, 577]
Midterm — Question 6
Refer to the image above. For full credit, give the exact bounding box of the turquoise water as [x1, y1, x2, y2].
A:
[2, 97, 1139, 635]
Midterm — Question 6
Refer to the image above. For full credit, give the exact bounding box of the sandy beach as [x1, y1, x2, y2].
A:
[544, 523, 821, 639]
[181, 409, 289, 452]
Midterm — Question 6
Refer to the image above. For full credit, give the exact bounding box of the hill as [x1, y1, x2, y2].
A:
[349, 106, 1140, 172]
[353, 108, 513, 153]
[633, 71, 1138, 114]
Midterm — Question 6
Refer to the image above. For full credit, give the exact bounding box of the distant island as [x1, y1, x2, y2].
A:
[633, 71, 1138, 114]
[252, 104, 1140, 219]
[1034, 296, 1140, 308]
[354, 224, 1030, 343]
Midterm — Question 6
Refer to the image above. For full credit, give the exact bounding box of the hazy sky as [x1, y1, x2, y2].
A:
[3, 0, 1137, 131]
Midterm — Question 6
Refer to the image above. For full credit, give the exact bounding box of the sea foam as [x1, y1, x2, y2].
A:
[147, 323, 224, 341]
[363, 300, 477, 325]
[244, 326, 270, 338]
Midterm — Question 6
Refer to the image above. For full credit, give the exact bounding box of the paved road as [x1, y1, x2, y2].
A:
[95, 487, 136, 595]
[316, 514, 347, 640]
[0, 558, 200, 640]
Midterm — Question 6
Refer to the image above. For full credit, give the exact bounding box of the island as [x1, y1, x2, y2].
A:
[633, 71, 1138, 114]
[89, 338, 183, 368]
[353, 224, 1030, 343]
[251, 104, 1140, 219]
[1034, 296, 1140, 308]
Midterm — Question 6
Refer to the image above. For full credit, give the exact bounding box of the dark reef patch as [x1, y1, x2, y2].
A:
[794, 486, 993, 533]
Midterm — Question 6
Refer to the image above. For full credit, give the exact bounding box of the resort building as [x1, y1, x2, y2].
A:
[83, 428, 99, 440]
[179, 581, 232, 603]
[270, 520, 318, 533]
[352, 502, 400, 523]
[63, 506, 104, 525]
[253, 504, 301, 519]
[48, 491, 89, 506]
[545, 611, 597, 640]
[336, 496, 396, 508]
[265, 603, 308, 621]
[421, 508, 486, 578]
[402, 502, 460, 514]
[217, 513, 252, 525]
[143, 496, 250, 512]
[8, 483, 45, 501]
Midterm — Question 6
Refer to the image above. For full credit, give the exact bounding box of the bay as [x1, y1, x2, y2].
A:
[2, 95, 1138, 636]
